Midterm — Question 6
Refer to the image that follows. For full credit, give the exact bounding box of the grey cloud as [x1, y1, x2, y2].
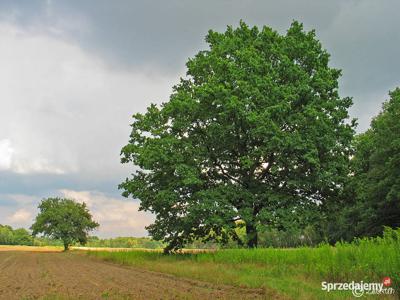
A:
[0, 171, 123, 197]
[0, 0, 343, 72]
[1, 0, 398, 131]
[0, 24, 176, 178]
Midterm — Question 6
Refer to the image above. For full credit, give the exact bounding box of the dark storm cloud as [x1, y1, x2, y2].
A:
[1, 0, 399, 130]
[3, 0, 343, 72]
[57, 0, 343, 72]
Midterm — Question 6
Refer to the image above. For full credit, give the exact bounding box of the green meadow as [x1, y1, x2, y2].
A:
[87, 228, 400, 299]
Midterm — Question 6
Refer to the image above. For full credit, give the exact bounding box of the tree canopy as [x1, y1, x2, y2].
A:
[120, 21, 355, 252]
[337, 88, 400, 238]
[31, 197, 99, 250]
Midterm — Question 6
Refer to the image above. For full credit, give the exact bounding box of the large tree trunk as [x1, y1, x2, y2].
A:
[246, 223, 258, 248]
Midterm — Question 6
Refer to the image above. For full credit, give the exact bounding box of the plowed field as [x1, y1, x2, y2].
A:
[0, 251, 266, 299]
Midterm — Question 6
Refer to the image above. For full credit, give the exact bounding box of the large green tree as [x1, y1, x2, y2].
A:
[337, 88, 400, 238]
[31, 198, 99, 250]
[120, 21, 355, 251]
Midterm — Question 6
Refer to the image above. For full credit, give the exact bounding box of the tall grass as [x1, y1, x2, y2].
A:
[87, 227, 399, 299]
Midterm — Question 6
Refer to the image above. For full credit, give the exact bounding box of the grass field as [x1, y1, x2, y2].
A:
[88, 228, 400, 299]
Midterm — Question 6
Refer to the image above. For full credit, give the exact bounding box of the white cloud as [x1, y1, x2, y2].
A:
[0, 21, 176, 177]
[0, 194, 39, 228]
[0, 139, 14, 170]
[59, 189, 154, 237]
[0, 190, 153, 237]
[5, 194, 38, 205]
[7, 208, 33, 225]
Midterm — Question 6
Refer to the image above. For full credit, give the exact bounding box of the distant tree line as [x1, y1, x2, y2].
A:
[0, 224, 33, 246]
[0, 223, 164, 249]
[85, 236, 164, 249]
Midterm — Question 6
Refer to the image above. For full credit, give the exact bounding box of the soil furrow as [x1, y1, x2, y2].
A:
[0, 251, 266, 300]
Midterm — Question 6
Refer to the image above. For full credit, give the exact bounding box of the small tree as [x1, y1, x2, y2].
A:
[31, 198, 99, 250]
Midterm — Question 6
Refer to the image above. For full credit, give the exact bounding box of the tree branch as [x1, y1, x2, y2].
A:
[257, 153, 275, 180]
[215, 161, 243, 185]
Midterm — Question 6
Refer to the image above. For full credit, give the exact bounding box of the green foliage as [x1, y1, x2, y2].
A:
[257, 225, 324, 248]
[28, 235, 163, 249]
[89, 227, 400, 299]
[334, 88, 400, 240]
[33, 236, 64, 247]
[31, 197, 99, 250]
[85, 236, 164, 249]
[0, 224, 33, 246]
[120, 21, 355, 251]
[194, 224, 324, 248]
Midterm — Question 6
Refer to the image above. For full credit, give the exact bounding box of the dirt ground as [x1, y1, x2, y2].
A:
[0, 251, 267, 300]
[0, 245, 62, 252]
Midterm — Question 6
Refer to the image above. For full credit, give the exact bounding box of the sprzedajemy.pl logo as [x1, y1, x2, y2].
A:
[321, 277, 395, 297]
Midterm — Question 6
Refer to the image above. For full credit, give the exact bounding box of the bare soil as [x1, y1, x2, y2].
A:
[0, 251, 268, 300]
[0, 245, 62, 252]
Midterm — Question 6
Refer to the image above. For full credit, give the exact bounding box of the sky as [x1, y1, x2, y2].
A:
[0, 0, 399, 237]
